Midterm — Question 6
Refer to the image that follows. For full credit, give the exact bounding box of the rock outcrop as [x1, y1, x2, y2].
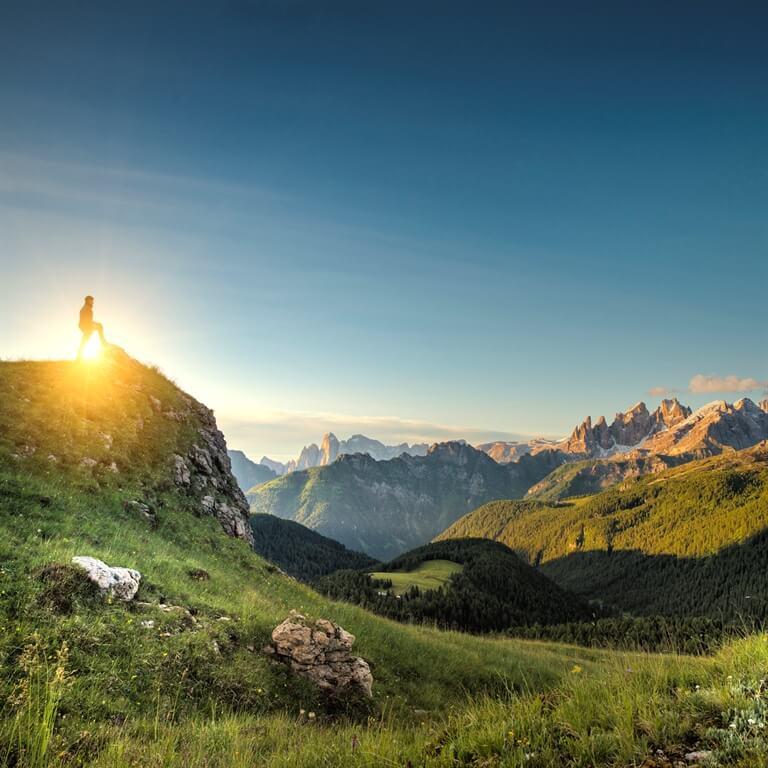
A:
[170, 401, 254, 546]
[265, 612, 373, 698]
[72, 556, 141, 601]
[560, 398, 692, 456]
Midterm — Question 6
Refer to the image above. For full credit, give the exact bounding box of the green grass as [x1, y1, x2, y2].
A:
[369, 559, 463, 595]
[4, 356, 768, 767]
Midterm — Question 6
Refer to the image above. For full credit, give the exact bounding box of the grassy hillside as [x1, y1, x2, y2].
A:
[369, 559, 463, 596]
[0, 355, 623, 764]
[3, 357, 768, 766]
[437, 444, 768, 618]
[317, 539, 595, 632]
[250, 513, 378, 581]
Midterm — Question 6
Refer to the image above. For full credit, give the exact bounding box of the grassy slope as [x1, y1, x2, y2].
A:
[0, 356, 624, 766]
[4, 358, 768, 767]
[437, 446, 768, 616]
[369, 559, 463, 595]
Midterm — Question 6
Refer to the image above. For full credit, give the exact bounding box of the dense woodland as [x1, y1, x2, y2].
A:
[250, 513, 378, 581]
[317, 538, 595, 632]
[437, 447, 768, 619]
[507, 616, 753, 655]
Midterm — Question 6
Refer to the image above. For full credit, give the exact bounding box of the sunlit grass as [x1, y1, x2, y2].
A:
[369, 559, 463, 596]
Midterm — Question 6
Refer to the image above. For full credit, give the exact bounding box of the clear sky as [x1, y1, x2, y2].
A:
[1, 1, 766, 461]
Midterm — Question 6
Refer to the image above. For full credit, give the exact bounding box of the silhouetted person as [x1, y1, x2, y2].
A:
[77, 295, 107, 358]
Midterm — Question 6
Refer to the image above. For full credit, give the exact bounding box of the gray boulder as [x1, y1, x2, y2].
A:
[72, 556, 141, 601]
[266, 612, 373, 698]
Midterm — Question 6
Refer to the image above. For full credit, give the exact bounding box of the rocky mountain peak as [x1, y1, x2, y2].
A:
[320, 432, 341, 465]
[760, 399, 768, 414]
[560, 397, 695, 457]
[427, 440, 484, 465]
[658, 397, 691, 424]
[640, 397, 768, 456]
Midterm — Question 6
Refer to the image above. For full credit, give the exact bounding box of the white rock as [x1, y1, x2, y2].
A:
[72, 556, 141, 601]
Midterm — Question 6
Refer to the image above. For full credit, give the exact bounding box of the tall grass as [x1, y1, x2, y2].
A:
[1, 638, 70, 768]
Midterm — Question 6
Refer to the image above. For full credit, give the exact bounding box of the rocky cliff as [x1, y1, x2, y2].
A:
[559, 398, 692, 456]
[1, 348, 253, 546]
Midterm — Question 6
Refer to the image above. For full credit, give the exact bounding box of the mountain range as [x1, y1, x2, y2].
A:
[248, 396, 768, 559]
[248, 441, 563, 559]
[524, 397, 768, 499]
[228, 449, 278, 490]
[253, 433, 429, 478]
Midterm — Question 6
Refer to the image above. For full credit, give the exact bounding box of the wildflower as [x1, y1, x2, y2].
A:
[308, 711, 316, 720]
[571, 664, 583, 674]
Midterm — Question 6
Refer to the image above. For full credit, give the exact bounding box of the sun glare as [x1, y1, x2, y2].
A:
[81, 334, 103, 361]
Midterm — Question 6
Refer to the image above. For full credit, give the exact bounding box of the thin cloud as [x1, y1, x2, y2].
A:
[648, 386, 675, 397]
[217, 407, 543, 463]
[689, 374, 767, 394]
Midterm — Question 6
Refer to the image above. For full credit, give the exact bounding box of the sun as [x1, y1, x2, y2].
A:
[81, 334, 103, 361]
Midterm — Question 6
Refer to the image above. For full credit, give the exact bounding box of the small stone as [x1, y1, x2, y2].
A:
[684, 752, 713, 764]
[140, 619, 155, 629]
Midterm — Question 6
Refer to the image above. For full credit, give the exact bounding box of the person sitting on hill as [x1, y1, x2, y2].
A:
[77, 295, 107, 358]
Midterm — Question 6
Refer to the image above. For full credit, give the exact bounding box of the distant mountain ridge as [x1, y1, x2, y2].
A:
[253, 433, 430, 477]
[249, 441, 563, 560]
[556, 398, 692, 456]
[522, 397, 768, 499]
[228, 449, 277, 492]
[475, 438, 558, 463]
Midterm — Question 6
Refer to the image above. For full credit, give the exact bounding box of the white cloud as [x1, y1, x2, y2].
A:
[648, 386, 674, 397]
[688, 374, 766, 394]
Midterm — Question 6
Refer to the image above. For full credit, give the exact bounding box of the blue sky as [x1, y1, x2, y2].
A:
[1, 1, 766, 460]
